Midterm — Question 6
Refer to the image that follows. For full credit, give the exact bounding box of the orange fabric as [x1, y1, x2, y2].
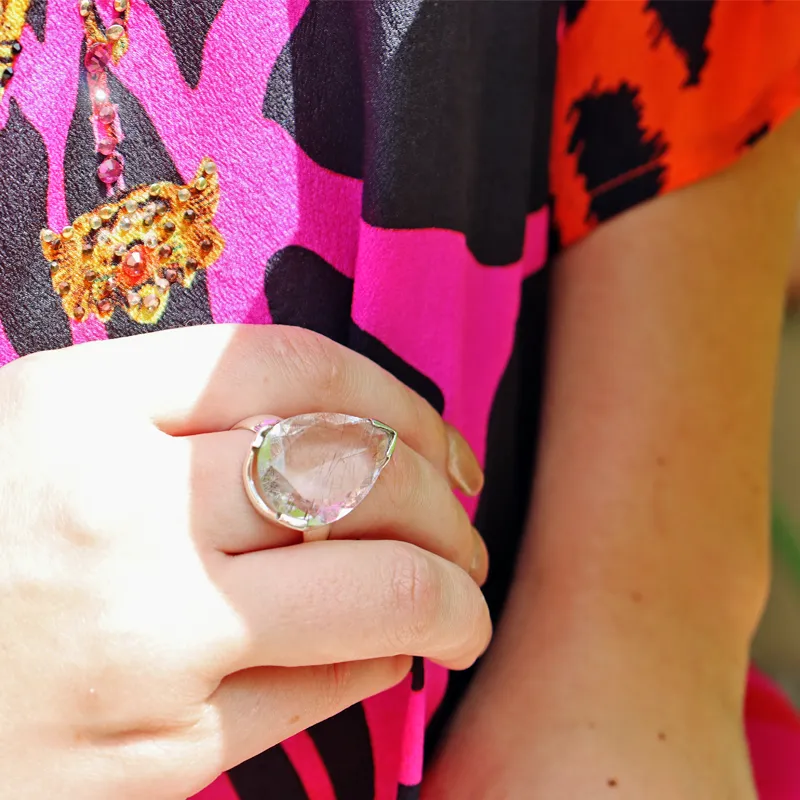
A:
[551, 0, 800, 246]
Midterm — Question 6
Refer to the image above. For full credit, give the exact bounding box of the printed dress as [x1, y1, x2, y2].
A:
[0, 1, 798, 797]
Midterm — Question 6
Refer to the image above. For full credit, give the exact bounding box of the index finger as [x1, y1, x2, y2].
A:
[64, 324, 465, 481]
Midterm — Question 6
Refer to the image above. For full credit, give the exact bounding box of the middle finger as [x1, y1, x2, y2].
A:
[182, 430, 488, 583]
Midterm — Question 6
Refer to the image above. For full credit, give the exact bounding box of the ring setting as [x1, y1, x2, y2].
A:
[240, 413, 397, 536]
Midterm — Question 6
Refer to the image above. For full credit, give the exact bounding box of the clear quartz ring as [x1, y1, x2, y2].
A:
[234, 413, 398, 541]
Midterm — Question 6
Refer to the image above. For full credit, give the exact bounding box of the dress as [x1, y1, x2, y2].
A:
[0, 1, 798, 797]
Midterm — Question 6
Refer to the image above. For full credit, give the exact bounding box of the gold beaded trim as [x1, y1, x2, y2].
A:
[41, 159, 224, 325]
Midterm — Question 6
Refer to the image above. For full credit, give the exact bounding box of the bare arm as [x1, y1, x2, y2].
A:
[426, 112, 800, 799]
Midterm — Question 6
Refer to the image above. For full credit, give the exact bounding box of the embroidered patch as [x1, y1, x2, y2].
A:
[41, 159, 223, 325]
[0, 0, 31, 101]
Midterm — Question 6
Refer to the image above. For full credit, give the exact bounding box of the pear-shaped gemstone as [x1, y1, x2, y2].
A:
[254, 413, 396, 529]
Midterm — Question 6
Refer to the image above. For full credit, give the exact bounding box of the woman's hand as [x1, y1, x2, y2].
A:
[0, 324, 491, 799]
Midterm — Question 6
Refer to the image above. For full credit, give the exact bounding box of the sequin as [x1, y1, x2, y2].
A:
[178, 188, 191, 203]
[194, 177, 208, 191]
[203, 162, 217, 176]
[90, 215, 103, 229]
[106, 24, 125, 41]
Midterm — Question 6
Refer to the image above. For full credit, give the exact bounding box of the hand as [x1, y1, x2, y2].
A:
[0, 324, 491, 799]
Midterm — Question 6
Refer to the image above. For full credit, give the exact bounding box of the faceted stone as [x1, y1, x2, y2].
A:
[84, 43, 110, 75]
[253, 413, 395, 529]
[98, 156, 122, 185]
[122, 247, 146, 282]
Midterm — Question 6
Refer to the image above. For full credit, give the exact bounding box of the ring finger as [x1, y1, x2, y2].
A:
[182, 429, 487, 582]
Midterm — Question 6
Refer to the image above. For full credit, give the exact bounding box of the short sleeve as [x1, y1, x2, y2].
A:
[550, 0, 800, 247]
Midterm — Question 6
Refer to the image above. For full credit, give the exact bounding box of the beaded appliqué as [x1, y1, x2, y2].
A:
[37, 0, 226, 326]
[0, 0, 29, 101]
[41, 160, 224, 325]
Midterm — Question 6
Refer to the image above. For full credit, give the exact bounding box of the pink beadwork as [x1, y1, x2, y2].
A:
[84, 43, 110, 75]
[81, 0, 129, 196]
[97, 156, 123, 185]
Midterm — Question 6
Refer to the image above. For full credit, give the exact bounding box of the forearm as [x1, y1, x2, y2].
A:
[511, 114, 800, 678]
[425, 113, 800, 799]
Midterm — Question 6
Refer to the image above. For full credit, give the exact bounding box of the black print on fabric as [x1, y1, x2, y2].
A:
[740, 122, 770, 149]
[263, 0, 364, 180]
[563, 0, 587, 27]
[307, 705, 376, 800]
[265, 0, 556, 266]
[26, 0, 46, 42]
[0, 101, 72, 355]
[265, 245, 353, 343]
[228, 743, 310, 800]
[263, 246, 446, 414]
[645, 0, 715, 87]
[567, 82, 668, 223]
[147, 0, 225, 89]
[396, 785, 421, 800]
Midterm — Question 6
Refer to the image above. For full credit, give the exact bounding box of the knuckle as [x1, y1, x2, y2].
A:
[407, 396, 448, 470]
[384, 544, 441, 650]
[384, 446, 426, 516]
[270, 327, 349, 400]
[316, 661, 356, 711]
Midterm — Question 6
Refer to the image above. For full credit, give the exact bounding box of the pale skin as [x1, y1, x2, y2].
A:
[0, 324, 491, 799]
[424, 112, 800, 799]
[1, 119, 797, 800]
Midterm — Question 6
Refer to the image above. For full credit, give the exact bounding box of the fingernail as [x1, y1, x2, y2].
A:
[470, 527, 489, 586]
[445, 423, 484, 496]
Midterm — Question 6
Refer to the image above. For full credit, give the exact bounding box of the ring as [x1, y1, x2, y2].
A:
[234, 413, 398, 542]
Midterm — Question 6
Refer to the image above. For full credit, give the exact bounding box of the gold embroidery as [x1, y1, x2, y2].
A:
[42, 159, 224, 325]
[0, 0, 30, 102]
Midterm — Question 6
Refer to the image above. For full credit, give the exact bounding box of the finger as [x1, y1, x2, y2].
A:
[217, 539, 492, 672]
[209, 656, 411, 773]
[64, 325, 476, 488]
[186, 431, 487, 581]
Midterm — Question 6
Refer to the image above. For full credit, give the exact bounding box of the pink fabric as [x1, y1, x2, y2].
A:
[746, 669, 800, 799]
[283, 733, 338, 800]
[3, 0, 798, 796]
